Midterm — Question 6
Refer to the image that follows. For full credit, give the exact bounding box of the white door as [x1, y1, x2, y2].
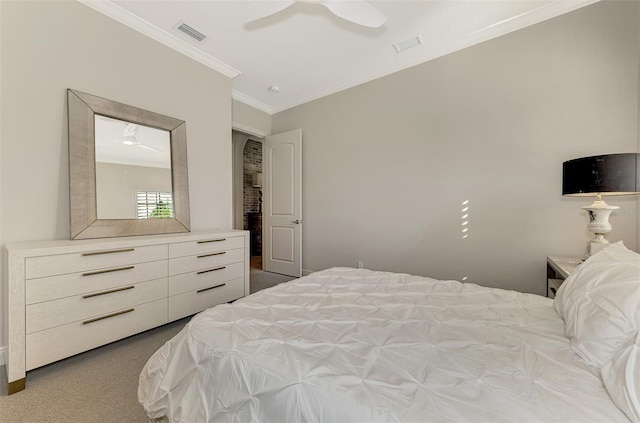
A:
[263, 129, 302, 277]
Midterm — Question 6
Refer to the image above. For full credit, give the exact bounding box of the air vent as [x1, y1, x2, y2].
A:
[392, 34, 423, 53]
[176, 22, 207, 42]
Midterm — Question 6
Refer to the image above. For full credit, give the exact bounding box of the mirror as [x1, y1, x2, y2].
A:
[68, 89, 190, 239]
[94, 115, 173, 220]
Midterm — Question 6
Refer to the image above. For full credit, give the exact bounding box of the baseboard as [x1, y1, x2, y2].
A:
[302, 268, 314, 276]
[0, 346, 5, 366]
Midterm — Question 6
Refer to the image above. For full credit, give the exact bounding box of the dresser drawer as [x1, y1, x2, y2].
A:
[26, 299, 167, 371]
[26, 278, 168, 333]
[26, 260, 167, 305]
[168, 277, 244, 321]
[26, 244, 168, 279]
[169, 248, 244, 276]
[168, 261, 244, 296]
[169, 236, 244, 259]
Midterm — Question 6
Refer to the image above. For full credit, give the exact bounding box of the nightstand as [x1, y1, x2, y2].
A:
[546, 256, 582, 298]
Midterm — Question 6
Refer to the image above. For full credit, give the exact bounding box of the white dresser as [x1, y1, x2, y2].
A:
[3, 230, 249, 394]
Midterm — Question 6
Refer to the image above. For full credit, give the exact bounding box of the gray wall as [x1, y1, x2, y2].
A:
[0, 1, 233, 360]
[272, 1, 640, 295]
[233, 99, 272, 137]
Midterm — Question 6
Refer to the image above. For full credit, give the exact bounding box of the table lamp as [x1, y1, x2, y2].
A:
[562, 153, 639, 255]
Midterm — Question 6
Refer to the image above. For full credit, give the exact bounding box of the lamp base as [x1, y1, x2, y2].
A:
[581, 199, 618, 239]
[587, 240, 609, 257]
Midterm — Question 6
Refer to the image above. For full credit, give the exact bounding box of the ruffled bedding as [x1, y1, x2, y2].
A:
[139, 267, 628, 422]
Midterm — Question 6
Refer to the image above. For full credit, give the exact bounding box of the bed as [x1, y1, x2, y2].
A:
[139, 242, 639, 422]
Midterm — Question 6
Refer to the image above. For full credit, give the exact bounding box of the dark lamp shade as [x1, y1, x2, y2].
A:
[562, 153, 640, 197]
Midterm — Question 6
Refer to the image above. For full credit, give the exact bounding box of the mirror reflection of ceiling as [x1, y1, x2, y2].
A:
[95, 115, 171, 169]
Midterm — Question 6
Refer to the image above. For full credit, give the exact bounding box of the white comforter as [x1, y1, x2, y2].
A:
[139, 268, 628, 422]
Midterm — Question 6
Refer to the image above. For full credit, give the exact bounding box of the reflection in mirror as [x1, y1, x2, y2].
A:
[94, 115, 173, 220]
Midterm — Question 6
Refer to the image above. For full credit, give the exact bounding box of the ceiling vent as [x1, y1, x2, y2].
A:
[176, 22, 207, 42]
[392, 34, 423, 53]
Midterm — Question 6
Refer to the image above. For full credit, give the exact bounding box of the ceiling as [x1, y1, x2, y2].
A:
[95, 115, 172, 168]
[81, 0, 598, 114]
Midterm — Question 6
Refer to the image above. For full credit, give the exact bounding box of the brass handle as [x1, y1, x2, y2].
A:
[197, 283, 226, 294]
[83, 285, 134, 299]
[82, 308, 134, 325]
[82, 248, 135, 256]
[197, 252, 226, 259]
[197, 239, 226, 244]
[82, 265, 134, 277]
[197, 266, 226, 275]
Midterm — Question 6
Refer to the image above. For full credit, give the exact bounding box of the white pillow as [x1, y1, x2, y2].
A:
[602, 332, 640, 422]
[553, 241, 640, 368]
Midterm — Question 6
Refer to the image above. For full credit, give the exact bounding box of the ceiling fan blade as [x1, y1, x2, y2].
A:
[320, 0, 387, 28]
[245, 0, 296, 23]
[137, 144, 164, 153]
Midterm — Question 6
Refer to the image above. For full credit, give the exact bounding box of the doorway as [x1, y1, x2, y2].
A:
[232, 130, 263, 270]
[232, 128, 303, 281]
[233, 129, 297, 292]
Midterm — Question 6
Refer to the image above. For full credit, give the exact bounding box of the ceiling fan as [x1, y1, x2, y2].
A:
[121, 123, 163, 153]
[245, 0, 387, 28]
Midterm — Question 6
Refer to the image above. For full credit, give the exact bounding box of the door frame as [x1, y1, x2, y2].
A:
[232, 126, 302, 277]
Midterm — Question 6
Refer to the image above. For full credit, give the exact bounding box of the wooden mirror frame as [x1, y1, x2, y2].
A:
[67, 89, 190, 239]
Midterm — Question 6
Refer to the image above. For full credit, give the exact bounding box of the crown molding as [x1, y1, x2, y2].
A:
[232, 90, 273, 115]
[269, 0, 600, 114]
[77, 0, 241, 79]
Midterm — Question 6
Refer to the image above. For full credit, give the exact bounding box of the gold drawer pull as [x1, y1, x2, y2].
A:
[197, 266, 226, 275]
[82, 248, 135, 256]
[197, 283, 226, 294]
[83, 285, 134, 299]
[197, 251, 226, 259]
[82, 308, 134, 325]
[197, 239, 226, 244]
[82, 265, 135, 277]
